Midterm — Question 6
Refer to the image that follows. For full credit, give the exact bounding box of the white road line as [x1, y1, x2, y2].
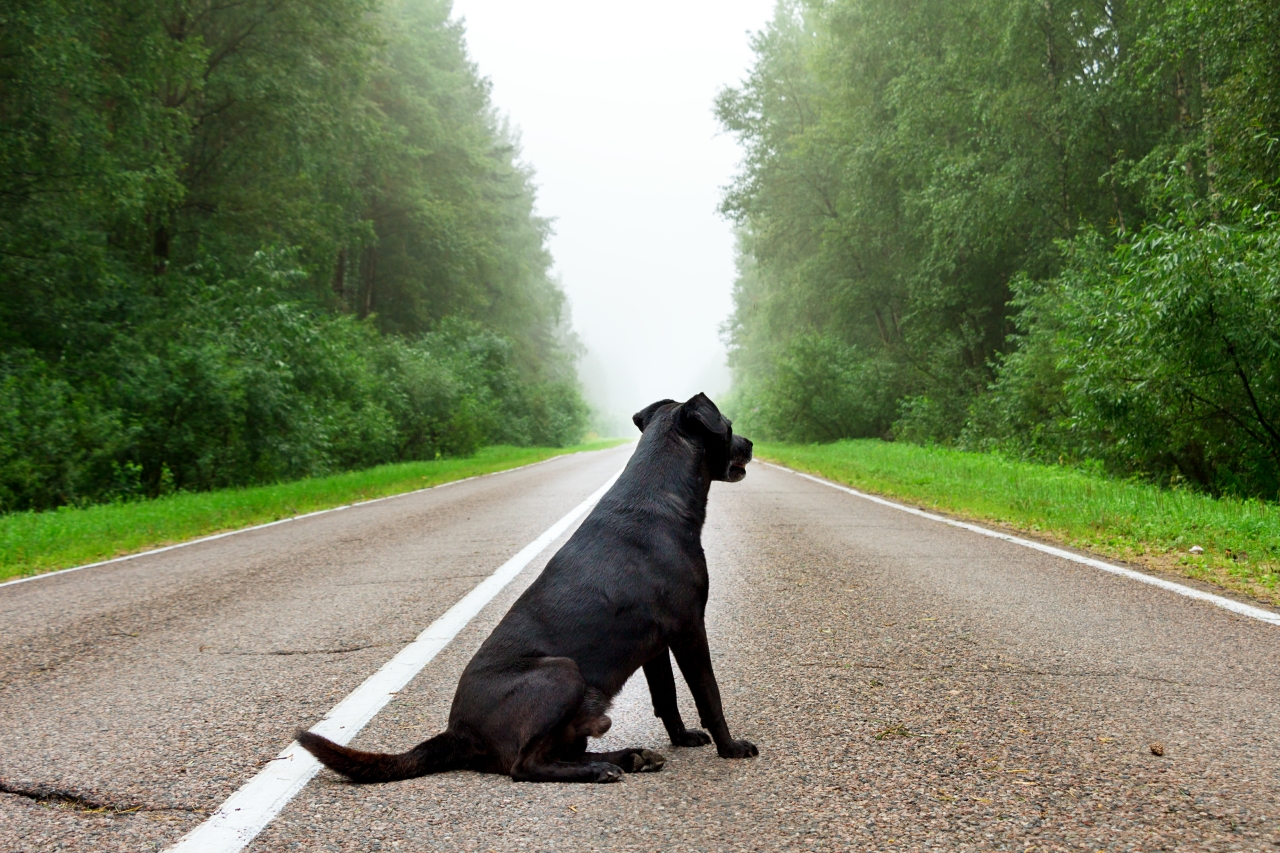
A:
[165, 467, 624, 853]
[0, 448, 619, 591]
[766, 462, 1280, 628]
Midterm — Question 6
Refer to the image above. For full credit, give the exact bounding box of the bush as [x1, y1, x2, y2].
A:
[973, 200, 1280, 498]
[0, 252, 587, 513]
[728, 333, 898, 442]
[0, 354, 128, 508]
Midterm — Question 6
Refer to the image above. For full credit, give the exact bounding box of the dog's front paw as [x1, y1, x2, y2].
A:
[671, 729, 712, 748]
[717, 739, 758, 759]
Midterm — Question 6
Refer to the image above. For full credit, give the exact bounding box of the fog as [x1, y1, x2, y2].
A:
[448, 0, 775, 435]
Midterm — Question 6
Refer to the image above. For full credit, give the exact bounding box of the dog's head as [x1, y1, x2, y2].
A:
[633, 393, 753, 482]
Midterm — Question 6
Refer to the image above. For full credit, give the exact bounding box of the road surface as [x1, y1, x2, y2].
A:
[2, 443, 1278, 852]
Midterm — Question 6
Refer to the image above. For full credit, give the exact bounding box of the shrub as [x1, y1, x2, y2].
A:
[729, 333, 898, 442]
[0, 252, 587, 512]
[974, 200, 1280, 498]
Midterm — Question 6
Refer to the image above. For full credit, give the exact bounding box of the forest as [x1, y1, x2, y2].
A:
[0, 0, 587, 512]
[719, 0, 1280, 499]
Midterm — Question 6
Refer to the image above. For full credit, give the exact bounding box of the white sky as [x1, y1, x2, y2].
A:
[448, 0, 776, 434]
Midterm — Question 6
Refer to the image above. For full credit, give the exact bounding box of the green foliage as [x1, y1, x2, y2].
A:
[0, 252, 587, 512]
[0, 0, 586, 513]
[721, 0, 1280, 498]
[979, 198, 1280, 496]
[719, 0, 1156, 442]
[758, 439, 1280, 604]
[728, 333, 897, 442]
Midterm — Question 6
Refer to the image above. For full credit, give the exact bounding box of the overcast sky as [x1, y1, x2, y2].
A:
[448, 0, 775, 434]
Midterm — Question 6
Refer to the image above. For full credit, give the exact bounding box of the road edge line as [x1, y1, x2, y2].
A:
[0, 445, 629, 591]
[165, 466, 625, 853]
[764, 461, 1280, 628]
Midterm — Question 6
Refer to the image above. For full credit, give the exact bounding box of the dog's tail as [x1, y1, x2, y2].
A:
[295, 729, 470, 783]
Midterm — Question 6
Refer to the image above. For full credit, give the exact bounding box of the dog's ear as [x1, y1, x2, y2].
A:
[678, 393, 729, 437]
[633, 399, 678, 433]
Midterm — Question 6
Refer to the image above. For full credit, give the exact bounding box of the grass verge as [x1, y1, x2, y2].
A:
[757, 440, 1280, 607]
[0, 440, 629, 583]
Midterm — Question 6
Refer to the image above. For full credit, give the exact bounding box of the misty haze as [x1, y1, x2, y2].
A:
[452, 1, 774, 435]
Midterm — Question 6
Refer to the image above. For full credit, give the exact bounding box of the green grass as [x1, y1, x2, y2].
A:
[0, 440, 628, 583]
[758, 440, 1280, 606]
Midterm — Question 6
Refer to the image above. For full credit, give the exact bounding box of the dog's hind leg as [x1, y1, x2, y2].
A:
[554, 730, 666, 773]
[499, 658, 624, 783]
[511, 752, 624, 783]
[643, 649, 712, 747]
[582, 748, 666, 772]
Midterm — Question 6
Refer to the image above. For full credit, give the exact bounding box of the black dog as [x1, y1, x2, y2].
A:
[297, 393, 756, 783]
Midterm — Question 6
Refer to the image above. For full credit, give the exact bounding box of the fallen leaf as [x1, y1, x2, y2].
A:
[874, 722, 914, 740]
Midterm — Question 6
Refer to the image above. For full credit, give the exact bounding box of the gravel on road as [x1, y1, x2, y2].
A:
[2, 446, 1278, 852]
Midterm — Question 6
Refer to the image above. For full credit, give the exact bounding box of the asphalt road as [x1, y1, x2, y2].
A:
[2, 443, 1279, 852]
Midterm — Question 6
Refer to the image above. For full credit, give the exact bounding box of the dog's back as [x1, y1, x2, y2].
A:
[458, 405, 717, 696]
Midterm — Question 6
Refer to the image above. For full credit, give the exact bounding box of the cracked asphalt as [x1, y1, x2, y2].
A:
[2, 442, 1279, 852]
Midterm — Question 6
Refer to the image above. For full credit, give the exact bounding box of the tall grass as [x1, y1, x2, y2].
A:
[759, 440, 1280, 605]
[0, 441, 627, 583]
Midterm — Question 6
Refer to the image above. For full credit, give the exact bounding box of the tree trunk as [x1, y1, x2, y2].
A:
[1174, 65, 1196, 179]
[1200, 57, 1218, 213]
[332, 248, 347, 298]
[360, 247, 376, 318]
[153, 225, 169, 275]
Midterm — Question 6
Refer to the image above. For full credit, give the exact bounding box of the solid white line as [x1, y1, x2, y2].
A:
[165, 467, 623, 853]
[765, 461, 1280, 628]
[0, 449, 616, 591]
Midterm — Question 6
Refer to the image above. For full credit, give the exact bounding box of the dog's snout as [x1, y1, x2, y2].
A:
[724, 434, 753, 483]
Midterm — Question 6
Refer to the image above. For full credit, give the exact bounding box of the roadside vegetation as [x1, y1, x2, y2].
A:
[0, 440, 626, 583]
[720, 0, 1280, 502]
[760, 441, 1280, 606]
[1, 0, 587, 515]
